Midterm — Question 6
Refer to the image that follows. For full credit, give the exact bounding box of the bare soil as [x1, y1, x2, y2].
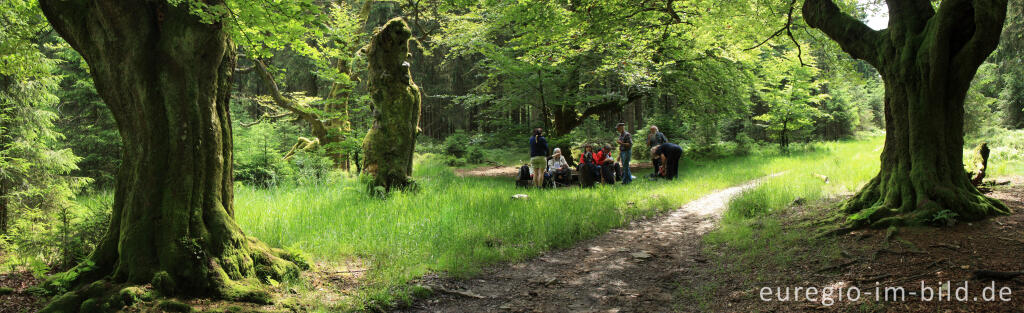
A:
[685, 180, 1024, 312]
[0, 271, 43, 313]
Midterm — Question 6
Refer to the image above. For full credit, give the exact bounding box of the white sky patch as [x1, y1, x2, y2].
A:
[861, 1, 889, 30]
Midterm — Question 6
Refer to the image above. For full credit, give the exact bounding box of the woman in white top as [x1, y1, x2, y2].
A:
[547, 148, 570, 184]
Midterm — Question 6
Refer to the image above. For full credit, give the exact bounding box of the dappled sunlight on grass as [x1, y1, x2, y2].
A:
[232, 137, 891, 308]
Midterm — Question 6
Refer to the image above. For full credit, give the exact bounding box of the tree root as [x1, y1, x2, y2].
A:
[38, 236, 307, 313]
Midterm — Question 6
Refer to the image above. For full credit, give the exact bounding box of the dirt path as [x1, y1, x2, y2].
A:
[401, 175, 780, 313]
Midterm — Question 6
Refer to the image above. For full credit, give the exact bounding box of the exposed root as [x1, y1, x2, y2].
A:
[38, 237, 307, 312]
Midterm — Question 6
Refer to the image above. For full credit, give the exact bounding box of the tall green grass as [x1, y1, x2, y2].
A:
[233, 137, 892, 309]
[705, 138, 883, 268]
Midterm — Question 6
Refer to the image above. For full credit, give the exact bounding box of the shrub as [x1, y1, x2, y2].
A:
[444, 130, 470, 158]
[1, 191, 112, 272]
[466, 146, 485, 164]
[446, 157, 467, 167]
[734, 133, 754, 156]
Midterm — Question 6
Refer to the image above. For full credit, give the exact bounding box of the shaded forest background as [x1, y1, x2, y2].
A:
[2, 0, 1023, 274]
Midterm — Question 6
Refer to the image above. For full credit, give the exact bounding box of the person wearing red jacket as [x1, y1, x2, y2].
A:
[578, 144, 601, 187]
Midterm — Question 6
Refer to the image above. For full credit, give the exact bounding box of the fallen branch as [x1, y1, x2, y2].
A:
[429, 286, 488, 299]
[972, 270, 1024, 281]
[856, 273, 892, 284]
[929, 243, 961, 251]
[817, 259, 858, 273]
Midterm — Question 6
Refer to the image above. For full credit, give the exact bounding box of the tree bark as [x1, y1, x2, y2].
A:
[362, 18, 421, 192]
[0, 88, 7, 234]
[38, 1, 301, 310]
[804, 0, 1010, 228]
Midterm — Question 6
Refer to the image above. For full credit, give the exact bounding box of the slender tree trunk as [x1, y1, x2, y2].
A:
[38, 1, 300, 310]
[0, 177, 7, 235]
[363, 18, 421, 192]
[538, 70, 550, 131]
[0, 75, 8, 235]
[805, 0, 1010, 228]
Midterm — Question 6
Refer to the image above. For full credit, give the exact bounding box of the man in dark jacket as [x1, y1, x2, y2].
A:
[616, 123, 633, 184]
[528, 128, 549, 187]
[647, 125, 668, 177]
[651, 143, 683, 180]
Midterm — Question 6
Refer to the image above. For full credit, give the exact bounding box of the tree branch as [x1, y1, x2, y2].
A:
[253, 59, 329, 140]
[949, 0, 1008, 86]
[578, 91, 643, 123]
[803, 0, 885, 68]
[885, 0, 935, 33]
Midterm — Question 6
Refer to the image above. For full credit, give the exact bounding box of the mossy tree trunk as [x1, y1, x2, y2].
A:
[362, 18, 421, 192]
[38, 1, 300, 311]
[804, 0, 1010, 228]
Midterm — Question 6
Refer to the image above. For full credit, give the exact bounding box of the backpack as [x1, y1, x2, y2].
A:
[517, 164, 531, 181]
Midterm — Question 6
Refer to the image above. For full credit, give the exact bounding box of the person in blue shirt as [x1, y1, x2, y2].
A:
[528, 128, 549, 188]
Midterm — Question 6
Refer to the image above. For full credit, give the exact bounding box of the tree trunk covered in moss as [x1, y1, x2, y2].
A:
[362, 18, 421, 191]
[38, 1, 300, 311]
[804, 0, 1010, 228]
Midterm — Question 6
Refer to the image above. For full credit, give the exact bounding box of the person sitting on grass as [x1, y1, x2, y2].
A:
[548, 148, 570, 185]
[651, 143, 683, 180]
[600, 145, 621, 184]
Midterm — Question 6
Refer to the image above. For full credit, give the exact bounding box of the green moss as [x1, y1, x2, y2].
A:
[152, 271, 176, 295]
[79, 298, 101, 312]
[40, 291, 83, 313]
[217, 280, 272, 304]
[280, 247, 312, 271]
[119, 286, 152, 306]
[156, 299, 194, 312]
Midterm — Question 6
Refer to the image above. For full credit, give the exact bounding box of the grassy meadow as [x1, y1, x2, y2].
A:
[229, 136, 906, 309]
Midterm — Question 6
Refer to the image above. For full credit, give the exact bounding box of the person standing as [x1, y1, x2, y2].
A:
[616, 123, 633, 184]
[528, 128, 549, 188]
[647, 125, 668, 177]
[651, 143, 683, 180]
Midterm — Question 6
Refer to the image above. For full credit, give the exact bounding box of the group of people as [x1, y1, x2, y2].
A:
[526, 124, 683, 188]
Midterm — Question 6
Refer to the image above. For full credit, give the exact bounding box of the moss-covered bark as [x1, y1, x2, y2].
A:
[362, 18, 422, 192]
[804, 0, 1011, 228]
[37, 1, 301, 311]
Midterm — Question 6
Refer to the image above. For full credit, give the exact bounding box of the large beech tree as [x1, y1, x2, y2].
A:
[803, 0, 1010, 227]
[37, 1, 301, 311]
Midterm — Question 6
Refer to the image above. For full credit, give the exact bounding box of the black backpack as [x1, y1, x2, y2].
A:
[517, 164, 531, 181]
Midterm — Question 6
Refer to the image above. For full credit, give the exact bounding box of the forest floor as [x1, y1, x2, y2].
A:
[397, 177, 1024, 313]
[398, 174, 781, 312]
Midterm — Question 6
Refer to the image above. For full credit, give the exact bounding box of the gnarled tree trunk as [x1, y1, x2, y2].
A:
[363, 18, 422, 191]
[38, 1, 300, 311]
[804, 0, 1010, 228]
